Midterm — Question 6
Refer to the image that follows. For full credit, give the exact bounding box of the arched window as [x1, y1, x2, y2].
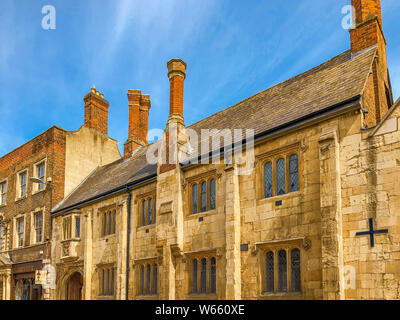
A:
[264, 162, 273, 198]
[266, 251, 274, 293]
[200, 182, 207, 212]
[140, 265, 145, 295]
[210, 257, 216, 294]
[146, 264, 151, 295]
[201, 258, 207, 294]
[192, 259, 198, 293]
[209, 179, 216, 210]
[276, 158, 286, 195]
[142, 200, 146, 226]
[192, 184, 198, 214]
[291, 249, 301, 292]
[278, 250, 287, 292]
[289, 154, 299, 192]
[148, 198, 153, 225]
[153, 264, 158, 295]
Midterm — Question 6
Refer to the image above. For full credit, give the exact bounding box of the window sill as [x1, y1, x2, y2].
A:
[186, 209, 217, 220]
[137, 224, 156, 231]
[257, 191, 301, 204]
[101, 234, 116, 240]
[97, 295, 116, 300]
[32, 188, 47, 196]
[186, 293, 218, 300]
[0, 204, 6, 209]
[15, 196, 28, 203]
[61, 238, 81, 243]
[136, 295, 158, 300]
[259, 292, 302, 300]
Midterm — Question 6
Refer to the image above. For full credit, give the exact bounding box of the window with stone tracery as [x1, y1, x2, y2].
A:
[263, 248, 301, 294]
[189, 175, 217, 215]
[262, 152, 299, 199]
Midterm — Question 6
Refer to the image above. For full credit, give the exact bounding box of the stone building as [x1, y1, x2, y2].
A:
[0, 89, 121, 300]
[52, 0, 399, 299]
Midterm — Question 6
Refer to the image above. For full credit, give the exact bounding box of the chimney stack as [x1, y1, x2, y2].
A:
[124, 90, 151, 159]
[350, 0, 393, 126]
[84, 87, 109, 135]
[167, 59, 187, 123]
[350, 0, 385, 55]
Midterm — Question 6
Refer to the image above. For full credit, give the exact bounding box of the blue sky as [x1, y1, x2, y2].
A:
[1, 0, 399, 156]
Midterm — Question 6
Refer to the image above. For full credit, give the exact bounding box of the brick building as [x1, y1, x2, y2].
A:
[0, 89, 121, 300]
[49, 0, 400, 300]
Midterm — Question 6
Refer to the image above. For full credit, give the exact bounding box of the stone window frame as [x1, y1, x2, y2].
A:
[99, 204, 117, 238]
[15, 168, 28, 201]
[185, 170, 217, 218]
[32, 158, 47, 194]
[256, 142, 302, 202]
[13, 213, 25, 249]
[134, 258, 158, 299]
[136, 190, 156, 228]
[30, 208, 45, 245]
[97, 263, 116, 299]
[255, 238, 304, 299]
[184, 249, 218, 299]
[0, 178, 7, 207]
[62, 212, 81, 241]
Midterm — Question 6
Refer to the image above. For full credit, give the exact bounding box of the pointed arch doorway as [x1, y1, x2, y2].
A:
[67, 272, 83, 300]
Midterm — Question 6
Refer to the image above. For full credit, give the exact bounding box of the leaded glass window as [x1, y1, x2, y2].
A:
[278, 250, 287, 292]
[201, 258, 207, 294]
[146, 264, 151, 295]
[192, 259, 198, 293]
[210, 257, 216, 294]
[103, 212, 107, 236]
[142, 200, 146, 226]
[264, 162, 273, 198]
[106, 269, 110, 295]
[108, 211, 112, 235]
[148, 198, 153, 225]
[200, 182, 207, 212]
[112, 210, 116, 234]
[140, 265, 144, 295]
[210, 179, 216, 210]
[101, 269, 105, 295]
[153, 264, 158, 294]
[192, 184, 198, 214]
[289, 154, 299, 192]
[291, 249, 301, 292]
[276, 158, 286, 195]
[266, 251, 274, 293]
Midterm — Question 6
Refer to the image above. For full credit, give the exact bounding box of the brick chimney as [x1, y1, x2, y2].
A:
[159, 59, 187, 174]
[350, 0, 384, 55]
[84, 87, 109, 135]
[167, 59, 187, 123]
[350, 0, 393, 126]
[124, 90, 151, 159]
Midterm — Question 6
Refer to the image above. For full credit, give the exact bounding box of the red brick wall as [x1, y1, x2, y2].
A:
[0, 126, 66, 264]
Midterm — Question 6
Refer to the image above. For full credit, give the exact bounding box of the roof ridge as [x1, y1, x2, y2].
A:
[187, 50, 353, 129]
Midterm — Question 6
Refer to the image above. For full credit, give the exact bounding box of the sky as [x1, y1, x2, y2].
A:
[0, 0, 399, 157]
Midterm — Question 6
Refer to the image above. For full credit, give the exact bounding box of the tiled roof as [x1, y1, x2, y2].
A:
[52, 48, 376, 213]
